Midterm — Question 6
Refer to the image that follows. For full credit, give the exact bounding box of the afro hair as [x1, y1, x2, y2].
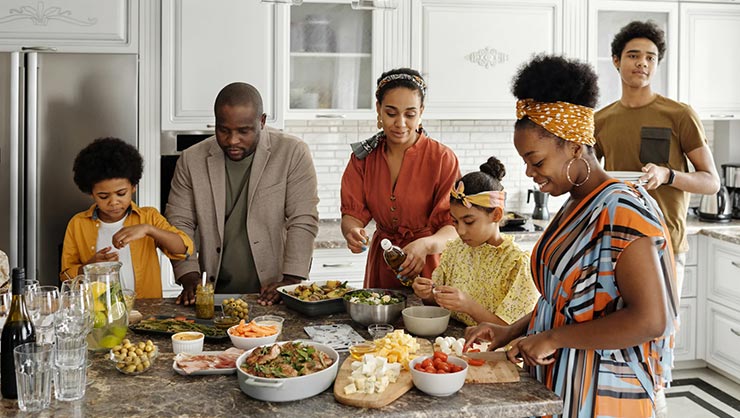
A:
[73, 137, 143, 194]
[611, 20, 666, 63]
[511, 54, 599, 108]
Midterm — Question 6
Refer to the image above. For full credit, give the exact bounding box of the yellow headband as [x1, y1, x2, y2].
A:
[450, 182, 506, 210]
[516, 99, 596, 146]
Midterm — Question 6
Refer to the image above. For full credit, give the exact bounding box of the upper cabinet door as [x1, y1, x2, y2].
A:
[410, 0, 562, 120]
[588, 0, 678, 110]
[679, 2, 740, 120]
[0, 0, 137, 52]
[161, 0, 281, 130]
[283, 1, 387, 120]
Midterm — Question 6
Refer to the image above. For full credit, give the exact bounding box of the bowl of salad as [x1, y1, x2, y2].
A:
[343, 289, 406, 326]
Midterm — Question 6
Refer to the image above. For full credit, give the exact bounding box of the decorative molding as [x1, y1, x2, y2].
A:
[464, 46, 509, 69]
[0, 1, 97, 26]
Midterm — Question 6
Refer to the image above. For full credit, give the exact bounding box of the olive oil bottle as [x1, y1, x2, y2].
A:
[380, 239, 413, 286]
[1, 268, 37, 399]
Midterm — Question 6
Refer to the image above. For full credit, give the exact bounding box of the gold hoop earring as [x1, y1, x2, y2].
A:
[566, 157, 591, 187]
[377, 116, 383, 130]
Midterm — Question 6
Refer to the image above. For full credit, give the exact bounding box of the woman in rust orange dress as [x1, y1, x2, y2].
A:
[341, 68, 460, 289]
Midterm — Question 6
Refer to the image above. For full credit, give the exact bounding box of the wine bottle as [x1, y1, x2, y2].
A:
[380, 239, 413, 286]
[1, 268, 36, 399]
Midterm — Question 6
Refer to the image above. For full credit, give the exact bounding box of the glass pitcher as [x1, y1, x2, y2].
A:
[83, 262, 128, 351]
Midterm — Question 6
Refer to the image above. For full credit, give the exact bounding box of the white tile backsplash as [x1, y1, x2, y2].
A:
[285, 119, 715, 220]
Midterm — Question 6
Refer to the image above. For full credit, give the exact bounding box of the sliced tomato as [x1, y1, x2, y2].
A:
[467, 358, 485, 367]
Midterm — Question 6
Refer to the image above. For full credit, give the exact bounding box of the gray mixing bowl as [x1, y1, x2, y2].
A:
[343, 289, 406, 326]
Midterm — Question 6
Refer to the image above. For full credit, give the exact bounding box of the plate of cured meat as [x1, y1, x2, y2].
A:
[172, 348, 245, 375]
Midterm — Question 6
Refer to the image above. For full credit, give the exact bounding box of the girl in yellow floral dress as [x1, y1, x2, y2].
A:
[412, 156, 540, 326]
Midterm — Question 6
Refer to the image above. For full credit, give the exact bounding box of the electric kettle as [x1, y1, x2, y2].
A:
[697, 185, 732, 222]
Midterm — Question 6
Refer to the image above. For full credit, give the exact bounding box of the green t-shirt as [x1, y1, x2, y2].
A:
[594, 94, 707, 254]
[217, 154, 260, 293]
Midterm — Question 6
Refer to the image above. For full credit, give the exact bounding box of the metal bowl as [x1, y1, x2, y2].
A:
[342, 289, 406, 326]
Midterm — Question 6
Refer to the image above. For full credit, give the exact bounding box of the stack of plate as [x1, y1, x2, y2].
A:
[607, 171, 645, 183]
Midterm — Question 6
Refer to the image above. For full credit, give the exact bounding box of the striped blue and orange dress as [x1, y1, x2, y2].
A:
[528, 179, 679, 418]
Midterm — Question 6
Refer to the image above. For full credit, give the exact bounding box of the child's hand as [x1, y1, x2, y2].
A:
[412, 276, 435, 299]
[112, 225, 153, 249]
[433, 285, 470, 313]
[86, 246, 118, 264]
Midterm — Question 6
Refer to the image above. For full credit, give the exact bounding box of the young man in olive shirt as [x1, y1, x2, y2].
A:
[594, 20, 720, 300]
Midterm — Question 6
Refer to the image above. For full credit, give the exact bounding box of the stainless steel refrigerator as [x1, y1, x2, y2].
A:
[0, 50, 138, 286]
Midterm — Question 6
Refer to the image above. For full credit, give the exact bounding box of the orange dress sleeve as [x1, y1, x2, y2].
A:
[340, 154, 372, 225]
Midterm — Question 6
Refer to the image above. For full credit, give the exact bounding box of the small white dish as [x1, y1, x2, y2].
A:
[172, 351, 237, 376]
[172, 332, 205, 354]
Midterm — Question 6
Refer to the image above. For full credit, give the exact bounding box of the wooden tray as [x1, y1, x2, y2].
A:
[333, 338, 433, 409]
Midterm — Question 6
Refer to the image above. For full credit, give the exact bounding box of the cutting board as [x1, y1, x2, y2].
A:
[463, 351, 520, 384]
[333, 338, 433, 409]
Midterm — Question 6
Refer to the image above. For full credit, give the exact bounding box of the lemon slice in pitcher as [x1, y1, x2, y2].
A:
[109, 301, 127, 321]
[90, 281, 108, 299]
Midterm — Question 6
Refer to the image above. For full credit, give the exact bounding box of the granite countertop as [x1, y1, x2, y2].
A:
[685, 215, 740, 245]
[0, 295, 562, 417]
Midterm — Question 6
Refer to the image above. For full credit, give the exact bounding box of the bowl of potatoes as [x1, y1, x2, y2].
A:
[109, 339, 158, 375]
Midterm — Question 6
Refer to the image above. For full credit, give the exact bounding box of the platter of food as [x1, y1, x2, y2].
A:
[129, 315, 228, 341]
[173, 348, 244, 375]
[278, 280, 354, 317]
[503, 211, 527, 226]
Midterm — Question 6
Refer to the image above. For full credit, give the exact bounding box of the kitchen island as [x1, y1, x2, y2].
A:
[0, 295, 562, 417]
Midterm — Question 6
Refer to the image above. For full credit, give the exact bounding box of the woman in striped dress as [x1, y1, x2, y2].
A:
[464, 55, 679, 418]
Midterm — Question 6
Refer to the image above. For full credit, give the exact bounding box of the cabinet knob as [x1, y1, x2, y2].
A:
[731, 261, 740, 269]
[732, 328, 740, 337]
[206, 124, 216, 128]
[315, 114, 346, 119]
[709, 114, 736, 119]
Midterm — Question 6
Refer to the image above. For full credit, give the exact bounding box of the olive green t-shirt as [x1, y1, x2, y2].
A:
[594, 95, 707, 254]
[217, 154, 260, 293]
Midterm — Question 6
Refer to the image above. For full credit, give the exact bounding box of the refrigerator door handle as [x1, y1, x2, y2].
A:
[9, 52, 20, 269]
[27, 51, 38, 278]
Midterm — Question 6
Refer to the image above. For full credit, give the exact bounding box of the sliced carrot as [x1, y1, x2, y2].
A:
[231, 319, 277, 338]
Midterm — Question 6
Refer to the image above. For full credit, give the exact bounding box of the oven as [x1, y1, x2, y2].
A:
[159, 131, 212, 297]
[160, 131, 213, 209]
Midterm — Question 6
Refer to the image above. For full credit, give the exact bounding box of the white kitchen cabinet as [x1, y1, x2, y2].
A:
[410, 0, 562, 120]
[161, 0, 282, 130]
[679, 2, 740, 119]
[674, 298, 697, 362]
[587, 0, 678, 109]
[281, 0, 391, 120]
[703, 236, 740, 380]
[706, 301, 740, 381]
[0, 0, 137, 52]
[674, 233, 699, 362]
[310, 248, 368, 289]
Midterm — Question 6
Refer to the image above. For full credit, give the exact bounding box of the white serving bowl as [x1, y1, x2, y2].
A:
[235, 341, 339, 402]
[402, 306, 451, 337]
[171, 332, 204, 354]
[409, 355, 468, 397]
[227, 324, 280, 350]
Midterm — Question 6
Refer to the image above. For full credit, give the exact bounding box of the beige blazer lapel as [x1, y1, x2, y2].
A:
[206, 141, 226, 243]
[248, 128, 272, 210]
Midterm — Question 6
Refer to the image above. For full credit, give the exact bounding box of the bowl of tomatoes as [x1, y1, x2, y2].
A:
[409, 351, 468, 396]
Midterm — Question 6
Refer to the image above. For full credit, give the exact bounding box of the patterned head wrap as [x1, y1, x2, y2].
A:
[376, 73, 427, 97]
[516, 99, 596, 146]
[450, 182, 506, 210]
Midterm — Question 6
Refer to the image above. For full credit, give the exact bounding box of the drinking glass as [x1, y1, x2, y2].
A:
[54, 341, 88, 401]
[14, 343, 54, 412]
[368, 323, 394, 339]
[22, 279, 40, 323]
[31, 286, 60, 345]
[122, 288, 136, 315]
[55, 290, 92, 343]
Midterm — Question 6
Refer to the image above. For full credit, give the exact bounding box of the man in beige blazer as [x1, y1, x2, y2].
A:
[166, 82, 319, 306]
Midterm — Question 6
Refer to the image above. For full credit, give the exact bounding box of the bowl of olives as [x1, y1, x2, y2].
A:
[109, 339, 158, 375]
